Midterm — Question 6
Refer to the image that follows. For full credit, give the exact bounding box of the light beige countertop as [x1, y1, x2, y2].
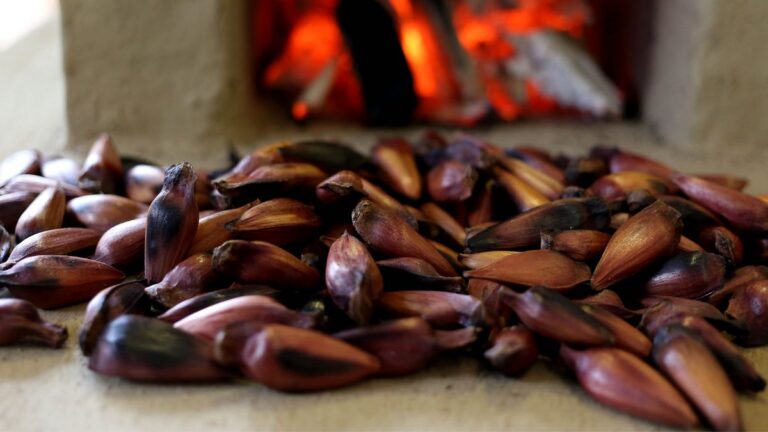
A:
[0, 305, 766, 431]
[0, 305, 766, 432]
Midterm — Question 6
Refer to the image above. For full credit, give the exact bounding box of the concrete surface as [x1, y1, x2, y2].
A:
[2, 304, 767, 432]
[2, 13, 768, 432]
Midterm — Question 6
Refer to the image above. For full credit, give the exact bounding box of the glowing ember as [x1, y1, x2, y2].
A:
[389, 0, 458, 114]
[263, 11, 343, 90]
[292, 102, 309, 122]
[258, 0, 616, 124]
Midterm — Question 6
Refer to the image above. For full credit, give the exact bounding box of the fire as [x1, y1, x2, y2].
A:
[451, 0, 590, 121]
[258, 0, 603, 124]
[457, 18, 515, 61]
[263, 11, 343, 90]
[291, 102, 309, 122]
[388, 0, 458, 116]
[452, 0, 589, 56]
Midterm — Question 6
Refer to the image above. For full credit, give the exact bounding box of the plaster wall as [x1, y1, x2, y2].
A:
[691, 0, 768, 153]
[60, 0, 768, 157]
[60, 0, 261, 161]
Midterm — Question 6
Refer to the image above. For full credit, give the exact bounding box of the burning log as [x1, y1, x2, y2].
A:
[337, 0, 418, 125]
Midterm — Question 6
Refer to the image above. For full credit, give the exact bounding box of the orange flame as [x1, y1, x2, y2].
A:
[389, 0, 459, 115]
[259, 0, 593, 123]
[264, 11, 343, 90]
[291, 102, 309, 121]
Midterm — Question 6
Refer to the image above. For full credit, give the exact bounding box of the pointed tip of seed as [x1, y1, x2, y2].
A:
[164, 162, 197, 188]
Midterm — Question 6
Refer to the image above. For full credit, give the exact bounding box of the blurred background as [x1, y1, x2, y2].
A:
[0, 0, 766, 178]
[0, 0, 57, 50]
